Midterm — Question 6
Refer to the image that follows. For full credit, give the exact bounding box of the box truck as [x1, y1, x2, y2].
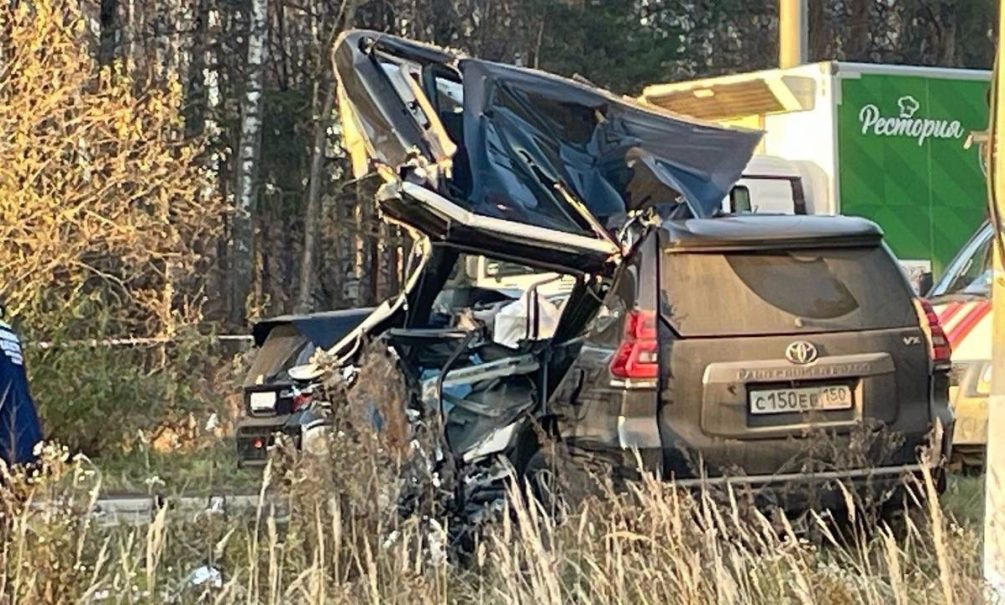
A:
[640, 62, 990, 277]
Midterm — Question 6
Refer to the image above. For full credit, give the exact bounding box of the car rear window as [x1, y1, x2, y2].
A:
[243, 325, 309, 386]
[661, 245, 917, 337]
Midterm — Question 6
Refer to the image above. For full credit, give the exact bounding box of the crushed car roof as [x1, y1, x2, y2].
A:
[456, 59, 763, 225]
[334, 30, 763, 274]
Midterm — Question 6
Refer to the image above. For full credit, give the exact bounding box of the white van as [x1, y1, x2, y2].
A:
[723, 155, 808, 215]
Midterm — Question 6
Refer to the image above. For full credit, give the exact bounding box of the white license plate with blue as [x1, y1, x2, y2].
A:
[749, 385, 853, 415]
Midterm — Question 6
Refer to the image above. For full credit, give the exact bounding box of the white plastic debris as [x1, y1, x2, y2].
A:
[381, 529, 401, 550]
[183, 565, 223, 590]
[205, 496, 225, 516]
[426, 518, 448, 566]
[493, 290, 561, 348]
[341, 364, 359, 382]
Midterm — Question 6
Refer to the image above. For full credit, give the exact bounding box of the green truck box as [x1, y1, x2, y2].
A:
[640, 62, 990, 276]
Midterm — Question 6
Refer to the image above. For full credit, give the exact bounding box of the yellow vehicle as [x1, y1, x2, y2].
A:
[929, 221, 994, 471]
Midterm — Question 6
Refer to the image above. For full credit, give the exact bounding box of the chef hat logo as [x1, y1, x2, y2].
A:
[897, 95, 920, 119]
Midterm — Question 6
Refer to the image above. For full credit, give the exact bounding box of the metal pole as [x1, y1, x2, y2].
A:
[778, 0, 807, 69]
[983, 0, 1005, 593]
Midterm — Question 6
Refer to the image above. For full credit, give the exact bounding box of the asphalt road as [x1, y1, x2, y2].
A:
[30, 493, 288, 526]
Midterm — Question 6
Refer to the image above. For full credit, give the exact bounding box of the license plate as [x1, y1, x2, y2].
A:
[749, 385, 853, 415]
[249, 391, 277, 413]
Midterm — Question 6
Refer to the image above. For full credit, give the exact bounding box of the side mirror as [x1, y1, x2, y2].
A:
[730, 186, 752, 213]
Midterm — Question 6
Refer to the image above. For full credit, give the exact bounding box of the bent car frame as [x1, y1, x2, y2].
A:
[319, 30, 953, 514]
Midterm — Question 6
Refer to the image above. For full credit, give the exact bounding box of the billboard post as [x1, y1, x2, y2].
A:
[983, 0, 1005, 593]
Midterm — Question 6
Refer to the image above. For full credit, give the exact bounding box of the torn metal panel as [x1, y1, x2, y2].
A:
[252, 308, 375, 349]
[333, 30, 458, 181]
[379, 181, 621, 275]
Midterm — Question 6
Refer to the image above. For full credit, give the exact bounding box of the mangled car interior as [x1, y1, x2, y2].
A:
[311, 29, 951, 516]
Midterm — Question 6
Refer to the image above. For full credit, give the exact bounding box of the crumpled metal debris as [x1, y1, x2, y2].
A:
[310, 341, 518, 561]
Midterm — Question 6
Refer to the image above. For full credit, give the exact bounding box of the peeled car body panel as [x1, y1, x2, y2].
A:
[333, 29, 761, 275]
[457, 59, 762, 229]
[252, 308, 375, 349]
[333, 31, 457, 178]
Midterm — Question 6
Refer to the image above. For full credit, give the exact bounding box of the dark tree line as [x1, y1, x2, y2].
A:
[74, 0, 997, 327]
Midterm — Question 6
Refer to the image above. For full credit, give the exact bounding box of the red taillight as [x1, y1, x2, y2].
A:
[913, 298, 952, 367]
[609, 310, 659, 380]
[292, 390, 313, 411]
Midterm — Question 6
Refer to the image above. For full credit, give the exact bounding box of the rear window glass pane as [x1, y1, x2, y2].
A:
[661, 246, 917, 336]
[243, 325, 308, 385]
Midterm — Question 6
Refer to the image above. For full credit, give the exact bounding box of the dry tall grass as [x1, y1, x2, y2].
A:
[0, 440, 988, 604]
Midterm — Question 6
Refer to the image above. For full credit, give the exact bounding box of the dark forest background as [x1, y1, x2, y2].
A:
[5, 0, 999, 334]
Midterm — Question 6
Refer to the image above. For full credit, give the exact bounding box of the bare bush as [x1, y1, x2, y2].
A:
[0, 0, 224, 339]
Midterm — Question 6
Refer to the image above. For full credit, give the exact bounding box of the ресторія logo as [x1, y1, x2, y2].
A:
[858, 95, 964, 146]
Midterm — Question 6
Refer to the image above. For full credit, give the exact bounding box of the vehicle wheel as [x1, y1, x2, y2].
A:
[951, 447, 985, 476]
[522, 444, 564, 516]
[521, 443, 616, 517]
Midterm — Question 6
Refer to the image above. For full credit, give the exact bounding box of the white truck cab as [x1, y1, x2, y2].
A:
[459, 255, 576, 298]
[724, 155, 809, 215]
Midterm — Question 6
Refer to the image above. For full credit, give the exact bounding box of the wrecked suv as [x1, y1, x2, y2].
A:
[326, 30, 954, 511]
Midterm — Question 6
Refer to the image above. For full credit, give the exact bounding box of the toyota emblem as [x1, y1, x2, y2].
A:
[785, 341, 818, 365]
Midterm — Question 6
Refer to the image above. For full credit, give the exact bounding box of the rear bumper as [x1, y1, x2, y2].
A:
[569, 434, 946, 511]
[667, 463, 933, 489]
[668, 463, 945, 512]
[235, 414, 297, 466]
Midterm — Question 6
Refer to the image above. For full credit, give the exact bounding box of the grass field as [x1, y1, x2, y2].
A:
[92, 441, 260, 496]
[942, 474, 985, 528]
[1, 440, 996, 604]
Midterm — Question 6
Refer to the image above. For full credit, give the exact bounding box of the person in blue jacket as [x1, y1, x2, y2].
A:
[0, 308, 43, 466]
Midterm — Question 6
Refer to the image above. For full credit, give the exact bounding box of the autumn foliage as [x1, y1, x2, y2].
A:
[0, 0, 224, 339]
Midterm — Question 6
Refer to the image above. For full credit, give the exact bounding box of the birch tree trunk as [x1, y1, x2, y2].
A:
[184, 0, 211, 137]
[230, 0, 268, 324]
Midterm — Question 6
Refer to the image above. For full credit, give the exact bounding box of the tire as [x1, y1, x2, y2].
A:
[522, 445, 564, 516]
[521, 442, 617, 516]
[951, 446, 985, 477]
